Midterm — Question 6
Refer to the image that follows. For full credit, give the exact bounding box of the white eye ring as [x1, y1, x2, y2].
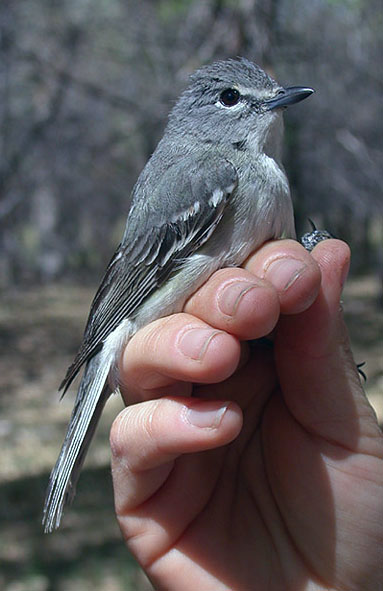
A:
[215, 97, 244, 111]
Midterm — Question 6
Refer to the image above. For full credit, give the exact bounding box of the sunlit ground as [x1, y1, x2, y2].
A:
[0, 275, 381, 590]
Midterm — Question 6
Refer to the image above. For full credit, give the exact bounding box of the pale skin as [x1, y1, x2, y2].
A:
[110, 239, 383, 591]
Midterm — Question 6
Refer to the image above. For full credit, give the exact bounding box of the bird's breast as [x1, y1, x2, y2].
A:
[207, 153, 295, 266]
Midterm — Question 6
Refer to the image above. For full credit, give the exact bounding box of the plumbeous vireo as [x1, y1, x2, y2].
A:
[43, 57, 314, 532]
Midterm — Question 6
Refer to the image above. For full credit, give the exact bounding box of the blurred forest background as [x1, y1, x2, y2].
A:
[0, 0, 382, 590]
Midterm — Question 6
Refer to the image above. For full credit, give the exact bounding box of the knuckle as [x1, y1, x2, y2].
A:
[139, 400, 160, 443]
[110, 400, 164, 468]
[110, 408, 131, 459]
[138, 314, 184, 355]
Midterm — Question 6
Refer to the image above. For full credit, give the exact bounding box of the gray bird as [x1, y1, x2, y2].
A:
[43, 57, 314, 532]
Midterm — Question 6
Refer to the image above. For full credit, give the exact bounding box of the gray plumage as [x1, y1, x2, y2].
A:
[43, 57, 314, 532]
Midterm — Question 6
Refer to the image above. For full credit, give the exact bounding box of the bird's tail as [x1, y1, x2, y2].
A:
[42, 352, 112, 533]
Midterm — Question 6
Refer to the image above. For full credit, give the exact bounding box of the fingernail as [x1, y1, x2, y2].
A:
[178, 327, 222, 360]
[185, 401, 229, 428]
[264, 258, 307, 292]
[218, 281, 258, 316]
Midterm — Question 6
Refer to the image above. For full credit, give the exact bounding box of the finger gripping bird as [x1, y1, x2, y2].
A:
[43, 57, 314, 532]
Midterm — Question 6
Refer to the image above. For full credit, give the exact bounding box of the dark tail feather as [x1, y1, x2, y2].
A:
[43, 352, 112, 533]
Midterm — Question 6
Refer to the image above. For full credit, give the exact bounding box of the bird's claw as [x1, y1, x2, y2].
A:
[300, 219, 334, 252]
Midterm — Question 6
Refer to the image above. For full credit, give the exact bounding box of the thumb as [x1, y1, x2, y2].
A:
[274, 239, 382, 456]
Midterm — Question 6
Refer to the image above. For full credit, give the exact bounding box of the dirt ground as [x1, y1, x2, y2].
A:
[0, 275, 381, 590]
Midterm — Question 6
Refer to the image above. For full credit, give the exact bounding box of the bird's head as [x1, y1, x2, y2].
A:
[167, 58, 313, 157]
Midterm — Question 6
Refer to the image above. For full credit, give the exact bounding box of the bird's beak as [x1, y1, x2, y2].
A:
[266, 86, 314, 110]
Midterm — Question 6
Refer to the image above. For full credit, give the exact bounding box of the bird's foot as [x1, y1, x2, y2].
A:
[300, 219, 334, 252]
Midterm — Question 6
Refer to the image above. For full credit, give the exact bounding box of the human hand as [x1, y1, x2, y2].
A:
[110, 239, 383, 591]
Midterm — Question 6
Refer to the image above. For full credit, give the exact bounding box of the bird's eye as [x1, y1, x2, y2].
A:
[220, 88, 240, 107]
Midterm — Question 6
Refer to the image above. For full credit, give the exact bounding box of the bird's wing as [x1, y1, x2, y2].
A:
[60, 157, 238, 392]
